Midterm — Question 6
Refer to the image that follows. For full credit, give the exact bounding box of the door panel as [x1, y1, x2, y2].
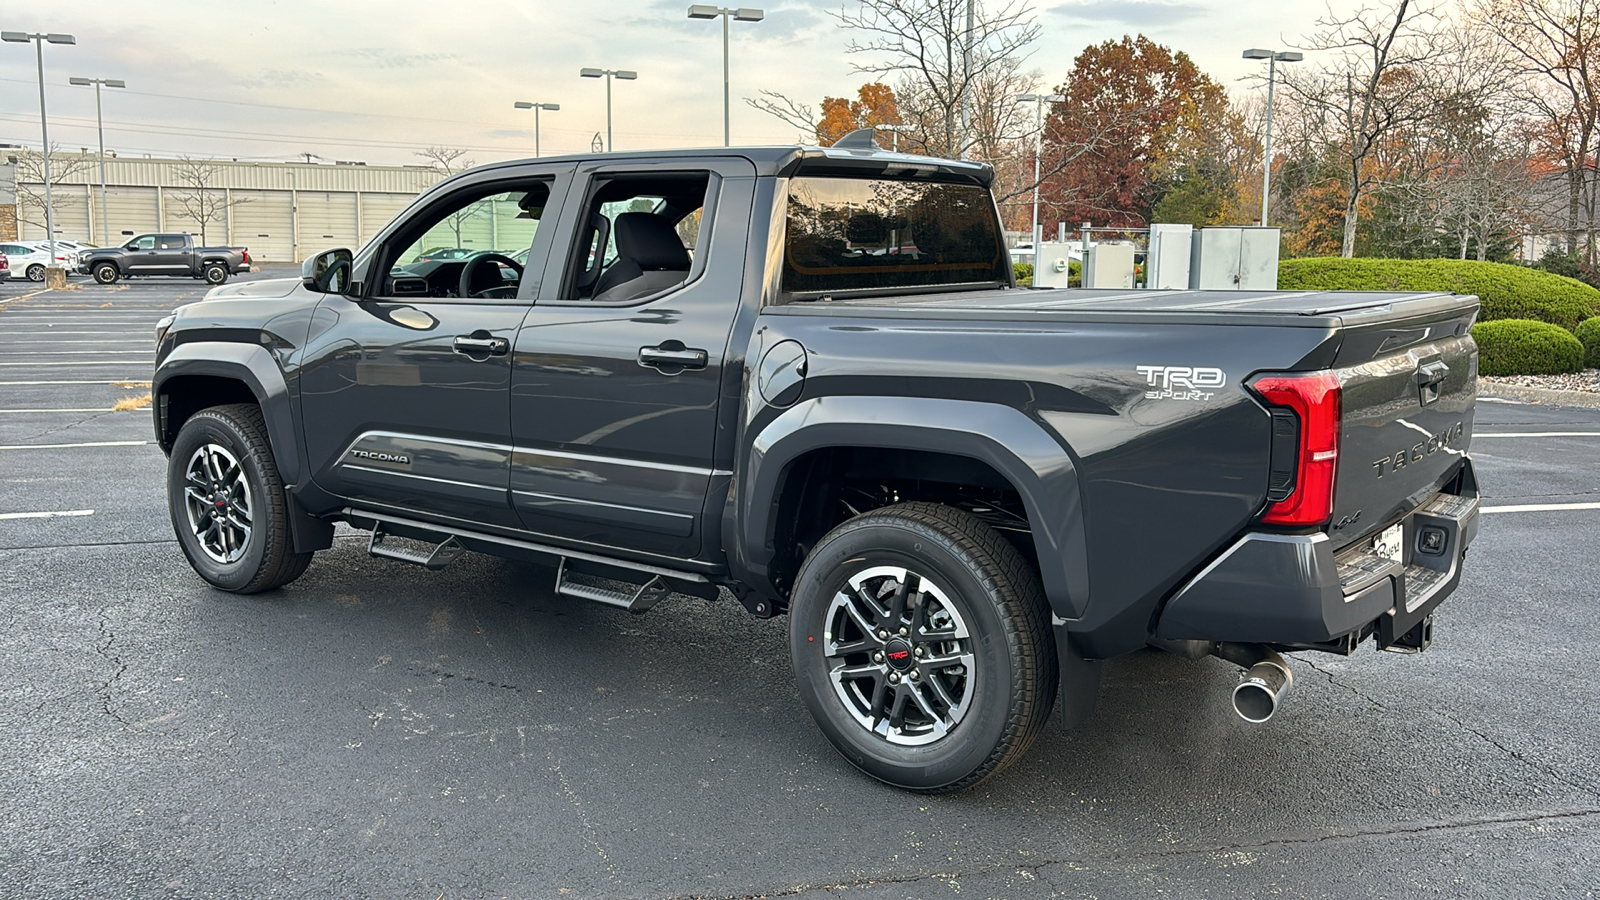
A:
[510, 162, 756, 559]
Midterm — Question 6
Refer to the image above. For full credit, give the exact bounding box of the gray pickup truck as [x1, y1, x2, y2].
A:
[80, 232, 251, 285]
[151, 134, 1479, 791]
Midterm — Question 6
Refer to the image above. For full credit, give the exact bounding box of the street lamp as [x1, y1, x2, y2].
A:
[513, 100, 560, 158]
[1243, 48, 1303, 226]
[69, 76, 126, 246]
[1016, 92, 1064, 255]
[3, 30, 76, 265]
[579, 67, 638, 152]
[879, 124, 916, 152]
[687, 5, 764, 147]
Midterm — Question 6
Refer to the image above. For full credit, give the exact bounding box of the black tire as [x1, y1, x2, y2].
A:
[167, 403, 312, 593]
[203, 263, 229, 285]
[26, 264, 45, 282]
[93, 263, 120, 284]
[788, 502, 1057, 792]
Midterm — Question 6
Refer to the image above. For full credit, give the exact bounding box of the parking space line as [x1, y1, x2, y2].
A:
[0, 408, 117, 413]
[1476, 432, 1600, 438]
[0, 380, 150, 385]
[1, 350, 155, 355]
[0, 361, 152, 366]
[0, 289, 51, 305]
[0, 340, 155, 345]
[0, 332, 158, 336]
[1481, 502, 1600, 514]
[0, 509, 94, 521]
[0, 440, 151, 450]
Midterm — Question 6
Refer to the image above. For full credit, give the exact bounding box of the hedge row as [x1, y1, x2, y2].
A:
[1471, 320, 1586, 376]
[1278, 258, 1600, 330]
[1576, 316, 1600, 368]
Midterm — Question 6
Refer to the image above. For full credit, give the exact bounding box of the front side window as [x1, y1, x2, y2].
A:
[130, 236, 155, 251]
[782, 176, 1007, 296]
[380, 181, 551, 299]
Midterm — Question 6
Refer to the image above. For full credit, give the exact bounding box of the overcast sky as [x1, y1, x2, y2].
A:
[1, 0, 1322, 167]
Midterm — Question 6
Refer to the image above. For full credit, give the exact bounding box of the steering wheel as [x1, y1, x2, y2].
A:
[457, 253, 524, 299]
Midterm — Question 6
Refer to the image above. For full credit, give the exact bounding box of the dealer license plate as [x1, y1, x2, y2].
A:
[1374, 522, 1404, 564]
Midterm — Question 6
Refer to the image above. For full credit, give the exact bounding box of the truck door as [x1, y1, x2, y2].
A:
[297, 165, 573, 529]
[508, 158, 756, 560]
[124, 234, 157, 273]
[151, 234, 192, 274]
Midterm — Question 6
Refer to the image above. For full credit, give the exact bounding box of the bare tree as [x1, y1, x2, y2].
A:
[10, 146, 94, 240]
[1281, 0, 1450, 256]
[746, 91, 823, 142]
[414, 146, 484, 249]
[1479, 0, 1600, 260]
[167, 156, 251, 246]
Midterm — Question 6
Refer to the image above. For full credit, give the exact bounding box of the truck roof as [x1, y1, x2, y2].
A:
[470, 144, 995, 185]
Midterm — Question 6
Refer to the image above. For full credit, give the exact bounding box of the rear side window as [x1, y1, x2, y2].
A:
[782, 176, 1008, 296]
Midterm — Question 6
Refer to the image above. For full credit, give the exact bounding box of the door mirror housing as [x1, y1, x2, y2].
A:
[302, 248, 354, 294]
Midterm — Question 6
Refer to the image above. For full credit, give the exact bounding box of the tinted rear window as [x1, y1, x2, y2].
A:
[782, 176, 1007, 295]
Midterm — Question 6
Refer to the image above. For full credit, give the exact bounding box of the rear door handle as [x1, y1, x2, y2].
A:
[453, 333, 510, 357]
[638, 342, 708, 372]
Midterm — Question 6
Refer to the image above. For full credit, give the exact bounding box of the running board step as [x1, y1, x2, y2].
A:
[368, 524, 466, 570]
[555, 558, 671, 613]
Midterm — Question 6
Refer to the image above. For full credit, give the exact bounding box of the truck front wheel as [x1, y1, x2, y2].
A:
[203, 263, 229, 285]
[93, 263, 120, 284]
[167, 404, 312, 593]
[788, 502, 1057, 792]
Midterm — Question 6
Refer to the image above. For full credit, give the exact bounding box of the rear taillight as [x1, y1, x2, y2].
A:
[1250, 372, 1342, 526]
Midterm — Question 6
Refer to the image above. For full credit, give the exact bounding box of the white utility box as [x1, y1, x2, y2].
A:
[1190, 227, 1280, 290]
[1146, 223, 1193, 289]
[1083, 242, 1136, 288]
[1030, 242, 1078, 288]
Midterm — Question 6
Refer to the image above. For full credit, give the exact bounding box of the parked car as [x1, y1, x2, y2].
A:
[78, 233, 251, 285]
[152, 137, 1480, 792]
[0, 249, 9, 282]
[0, 241, 74, 282]
[411, 246, 476, 263]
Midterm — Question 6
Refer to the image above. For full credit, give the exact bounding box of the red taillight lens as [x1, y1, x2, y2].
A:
[1251, 372, 1342, 526]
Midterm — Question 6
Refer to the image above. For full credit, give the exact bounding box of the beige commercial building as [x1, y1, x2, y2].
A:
[6, 154, 450, 263]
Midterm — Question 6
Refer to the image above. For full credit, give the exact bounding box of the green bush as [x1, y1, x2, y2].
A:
[1471, 319, 1585, 376]
[1278, 258, 1600, 330]
[1575, 316, 1600, 368]
[1013, 262, 1034, 284]
[1012, 260, 1081, 286]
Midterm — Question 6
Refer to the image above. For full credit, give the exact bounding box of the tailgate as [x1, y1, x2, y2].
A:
[1326, 296, 1477, 551]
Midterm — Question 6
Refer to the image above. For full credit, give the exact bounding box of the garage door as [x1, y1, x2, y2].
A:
[18, 189, 90, 245]
[299, 191, 359, 256]
[230, 190, 294, 262]
[358, 193, 417, 247]
[103, 186, 159, 243]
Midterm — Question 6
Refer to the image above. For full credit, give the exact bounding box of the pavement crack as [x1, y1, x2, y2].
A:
[13, 410, 119, 443]
[94, 606, 129, 725]
[675, 807, 1600, 899]
[1430, 708, 1600, 801]
[1298, 656, 1390, 711]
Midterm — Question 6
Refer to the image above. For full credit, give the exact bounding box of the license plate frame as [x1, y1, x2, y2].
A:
[1374, 521, 1404, 564]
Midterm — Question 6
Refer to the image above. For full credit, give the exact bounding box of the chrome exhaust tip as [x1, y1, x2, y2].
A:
[1231, 657, 1293, 724]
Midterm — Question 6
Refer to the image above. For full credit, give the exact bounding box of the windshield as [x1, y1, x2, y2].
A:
[781, 176, 1008, 296]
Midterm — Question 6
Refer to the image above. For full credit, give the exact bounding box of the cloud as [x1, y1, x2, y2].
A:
[240, 68, 325, 88]
[347, 48, 459, 70]
[1047, 0, 1211, 26]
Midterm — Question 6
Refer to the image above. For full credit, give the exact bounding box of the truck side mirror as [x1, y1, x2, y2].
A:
[302, 247, 354, 294]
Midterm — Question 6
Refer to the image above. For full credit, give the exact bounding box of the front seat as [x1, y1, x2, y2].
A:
[591, 212, 693, 303]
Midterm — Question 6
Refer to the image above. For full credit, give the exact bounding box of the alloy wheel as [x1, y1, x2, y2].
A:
[181, 442, 254, 564]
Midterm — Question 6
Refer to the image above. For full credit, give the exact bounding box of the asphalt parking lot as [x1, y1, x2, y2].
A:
[2, 273, 1598, 899]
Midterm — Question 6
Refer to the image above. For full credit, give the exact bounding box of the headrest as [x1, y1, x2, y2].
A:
[613, 212, 691, 271]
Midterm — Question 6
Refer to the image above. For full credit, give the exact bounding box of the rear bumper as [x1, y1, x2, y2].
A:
[1152, 458, 1479, 650]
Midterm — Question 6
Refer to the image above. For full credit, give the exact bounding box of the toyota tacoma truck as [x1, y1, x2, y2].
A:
[151, 131, 1480, 791]
[80, 232, 250, 285]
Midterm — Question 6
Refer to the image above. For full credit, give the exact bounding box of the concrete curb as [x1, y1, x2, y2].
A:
[1480, 384, 1600, 409]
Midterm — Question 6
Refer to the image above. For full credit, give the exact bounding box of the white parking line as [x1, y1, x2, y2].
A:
[0, 408, 117, 413]
[0, 440, 151, 450]
[0, 340, 155, 345]
[0, 331, 160, 336]
[1481, 502, 1600, 514]
[0, 289, 52, 305]
[0, 361, 151, 366]
[1, 350, 155, 355]
[1477, 432, 1600, 438]
[0, 509, 94, 521]
[0, 380, 150, 385]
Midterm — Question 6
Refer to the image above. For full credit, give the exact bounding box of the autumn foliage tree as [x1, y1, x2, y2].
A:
[816, 83, 902, 145]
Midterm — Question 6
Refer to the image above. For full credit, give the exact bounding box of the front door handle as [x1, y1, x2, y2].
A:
[453, 333, 510, 357]
[638, 342, 708, 373]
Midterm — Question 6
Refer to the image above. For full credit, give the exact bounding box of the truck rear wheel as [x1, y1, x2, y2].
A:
[93, 263, 120, 284]
[167, 403, 312, 593]
[203, 263, 229, 285]
[788, 502, 1057, 792]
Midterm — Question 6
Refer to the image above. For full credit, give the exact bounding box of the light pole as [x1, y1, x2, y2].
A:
[1015, 92, 1063, 254]
[1243, 48, 1303, 226]
[513, 100, 560, 157]
[69, 76, 125, 246]
[579, 68, 638, 152]
[3, 30, 76, 264]
[879, 124, 916, 152]
[687, 6, 764, 147]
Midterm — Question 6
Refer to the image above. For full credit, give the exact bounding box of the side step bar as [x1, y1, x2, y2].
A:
[554, 558, 672, 613]
[368, 522, 466, 570]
